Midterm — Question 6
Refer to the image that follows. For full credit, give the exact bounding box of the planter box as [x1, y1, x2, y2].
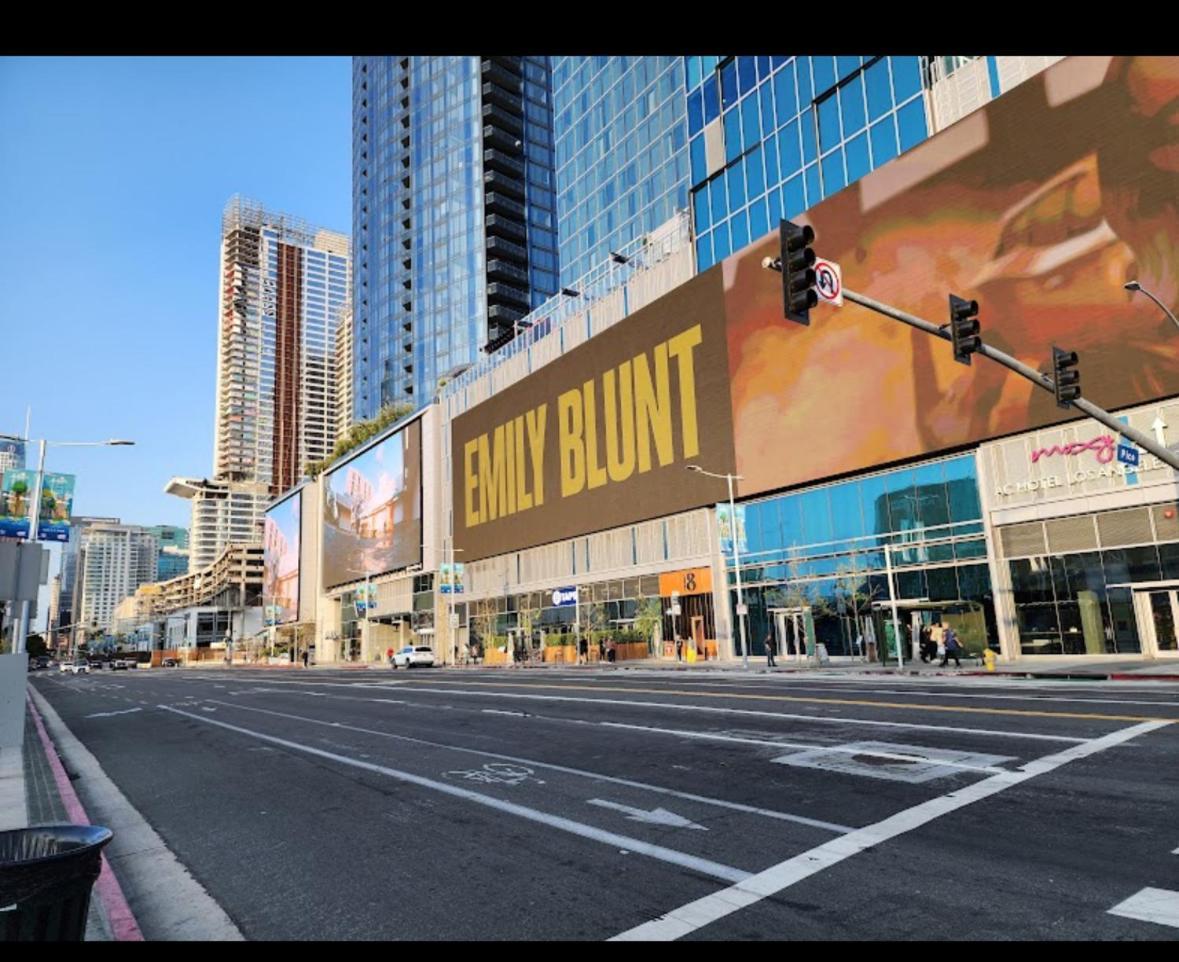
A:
[543, 646, 576, 663]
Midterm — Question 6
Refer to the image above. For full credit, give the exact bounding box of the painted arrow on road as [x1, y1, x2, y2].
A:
[587, 798, 707, 830]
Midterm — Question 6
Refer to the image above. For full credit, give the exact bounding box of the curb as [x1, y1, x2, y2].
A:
[25, 692, 145, 941]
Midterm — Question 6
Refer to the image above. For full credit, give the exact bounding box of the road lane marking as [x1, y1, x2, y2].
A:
[201, 698, 853, 833]
[588, 799, 707, 831]
[599, 723, 1015, 775]
[84, 708, 143, 719]
[158, 705, 750, 885]
[340, 686, 1086, 743]
[483, 709, 528, 717]
[611, 719, 1172, 941]
[1108, 888, 1179, 929]
[401, 680, 1172, 723]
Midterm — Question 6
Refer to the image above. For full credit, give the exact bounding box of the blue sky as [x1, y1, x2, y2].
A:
[0, 57, 351, 534]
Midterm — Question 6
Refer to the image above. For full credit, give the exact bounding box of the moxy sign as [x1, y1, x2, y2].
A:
[1030, 434, 1115, 465]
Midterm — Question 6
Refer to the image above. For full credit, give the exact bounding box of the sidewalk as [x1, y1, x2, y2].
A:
[5, 696, 120, 941]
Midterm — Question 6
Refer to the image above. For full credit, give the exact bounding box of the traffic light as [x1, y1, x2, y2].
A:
[780, 219, 817, 325]
[1052, 347, 1081, 408]
[948, 294, 981, 365]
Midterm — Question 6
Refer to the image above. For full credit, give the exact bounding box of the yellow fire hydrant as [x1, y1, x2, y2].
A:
[984, 648, 996, 672]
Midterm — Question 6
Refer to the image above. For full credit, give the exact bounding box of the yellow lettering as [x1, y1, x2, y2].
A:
[558, 389, 585, 497]
[477, 425, 508, 522]
[634, 343, 673, 473]
[514, 414, 531, 511]
[603, 362, 635, 483]
[582, 379, 608, 490]
[527, 404, 546, 507]
[504, 418, 517, 516]
[464, 438, 480, 527]
[667, 324, 703, 459]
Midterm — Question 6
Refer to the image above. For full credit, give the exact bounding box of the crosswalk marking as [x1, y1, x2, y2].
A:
[1109, 887, 1179, 929]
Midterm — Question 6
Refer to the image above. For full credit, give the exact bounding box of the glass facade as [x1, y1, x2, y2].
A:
[352, 57, 557, 418]
[685, 56, 929, 271]
[552, 57, 690, 287]
[726, 454, 996, 658]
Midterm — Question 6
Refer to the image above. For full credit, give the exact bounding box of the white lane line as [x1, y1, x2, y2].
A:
[367, 686, 1086, 743]
[1172, 847, 1179, 855]
[1108, 887, 1179, 929]
[159, 704, 750, 885]
[483, 709, 528, 717]
[600, 722, 1015, 775]
[84, 708, 143, 719]
[611, 719, 1172, 941]
[202, 698, 853, 834]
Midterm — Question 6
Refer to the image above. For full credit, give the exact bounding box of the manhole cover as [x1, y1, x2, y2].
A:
[773, 741, 1015, 783]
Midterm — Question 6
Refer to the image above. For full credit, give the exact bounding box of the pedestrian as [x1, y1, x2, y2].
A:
[940, 625, 963, 668]
[675, 636, 684, 662]
[301, 650, 309, 669]
[606, 638, 616, 663]
[919, 624, 933, 663]
[929, 622, 945, 663]
[597, 637, 605, 662]
[765, 631, 777, 668]
[386, 646, 394, 667]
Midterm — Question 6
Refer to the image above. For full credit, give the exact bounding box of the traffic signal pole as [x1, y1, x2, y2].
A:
[840, 286, 1179, 471]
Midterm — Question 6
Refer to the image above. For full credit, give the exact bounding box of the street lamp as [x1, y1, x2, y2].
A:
[1125, 281, 1179, 332]
[685, 464, 748, 670]
[445, 545, 465, 667]
[0, 434, 134, 655]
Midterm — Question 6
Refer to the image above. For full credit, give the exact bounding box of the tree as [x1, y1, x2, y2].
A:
[831, 561, 883, 656]
[633, 597, 662, 648]
[305, 402, 416, 478]
[26, 634, 47, 657]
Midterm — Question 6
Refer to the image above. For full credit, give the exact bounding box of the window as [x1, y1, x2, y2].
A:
[869, 116, 898, 166]
[816, 94, 841, 153]
[773, 65, 797, 127]
[811, 56, 836, 96]
[840, 75, 866, 137]
[897, 98, 927, 152]
[720, 60, 738, 109]
[890, 56, 922, 101]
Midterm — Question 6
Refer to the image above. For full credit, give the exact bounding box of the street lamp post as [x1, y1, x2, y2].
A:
[0, 434, 133, 655]
[1125, 281, 1179, 332]
[686, 464, 748, 669]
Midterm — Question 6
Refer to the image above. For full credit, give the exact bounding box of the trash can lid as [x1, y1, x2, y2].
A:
[0, 824, 113, 868]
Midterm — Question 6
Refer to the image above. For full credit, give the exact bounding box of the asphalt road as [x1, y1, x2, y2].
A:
[28, 666, 1179, 941]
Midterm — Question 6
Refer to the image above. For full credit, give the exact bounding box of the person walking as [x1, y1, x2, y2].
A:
[675, 636, 684, 662]
[919, 624, 933, 663]
[606, 638, 616, 663]
[940, 625, 963, 668]
[765, 631, 778, 668]
[301, 649, 309, 669]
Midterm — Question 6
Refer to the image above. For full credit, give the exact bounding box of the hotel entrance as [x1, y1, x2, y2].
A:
[1131, 585, 1179, 657]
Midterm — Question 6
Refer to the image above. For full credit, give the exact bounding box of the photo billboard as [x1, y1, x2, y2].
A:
[37, 472, 75, 542]
[264, 490, 301, 625]
[0, 469, 33, 539]
[323, 418, 422, 589]
[453, 57, 1179, 561]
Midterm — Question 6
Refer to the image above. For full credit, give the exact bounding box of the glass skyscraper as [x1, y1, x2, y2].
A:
[352, 56, 557, 420]
[552, 57, 689, 287]
[685, 56, 930, 271]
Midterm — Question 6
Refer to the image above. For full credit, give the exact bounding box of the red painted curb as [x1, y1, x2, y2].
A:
[26, 693, 145, 942]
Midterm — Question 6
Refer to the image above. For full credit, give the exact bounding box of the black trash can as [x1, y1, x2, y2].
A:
[0, 825, 113, 942]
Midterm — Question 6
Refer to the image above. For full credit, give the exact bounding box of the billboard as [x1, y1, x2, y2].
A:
[452, 273, 736, 560]
[323, 417, 422, 589]
[0, 469, 33, 539]
[439, 562, 464, 594]
[727, 56, 1179, 498]
[37, 472, 76, 542]
[453, 57, 1179, 561]
[264, 490, 301, 625]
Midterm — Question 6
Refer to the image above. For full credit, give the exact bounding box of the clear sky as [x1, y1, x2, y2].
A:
[0, 57, 351, 535]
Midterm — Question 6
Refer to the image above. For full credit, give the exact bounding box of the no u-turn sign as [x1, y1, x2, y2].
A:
[813, 258, 843, 307]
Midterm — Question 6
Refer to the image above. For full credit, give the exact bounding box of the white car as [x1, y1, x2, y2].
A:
[61, 660, 90, 675]
[392, 645, 436, 669]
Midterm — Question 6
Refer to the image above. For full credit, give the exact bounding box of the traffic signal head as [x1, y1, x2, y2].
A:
[1052, 347, 1081, 409]
[948, 294, 981, 366]
[780, 219, 817, 325]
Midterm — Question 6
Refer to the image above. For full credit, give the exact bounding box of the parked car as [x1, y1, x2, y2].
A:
[111, 658, 135, 671]
[88, 660, 105, 670]
[62, 660, 90, 675]
[392, 645, 436, 669]
[162, 657, 180, 668]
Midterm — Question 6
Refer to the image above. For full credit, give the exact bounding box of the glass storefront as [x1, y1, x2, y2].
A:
[726, 454, 998, 657]
[1003, 506, 1179, 655]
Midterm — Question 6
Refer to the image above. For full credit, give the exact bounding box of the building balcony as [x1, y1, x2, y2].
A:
[482, 81, 522, 113]
[484, 191, 525, 219]
[484, 167, 525, 200]
[487, 302, 526, 326]
[482, 124, 519, 154]
[487, 258, 529, 285]
[487, 281, 530, 309]
[483, 148, 524, 178]
[485, 213, 527, 243]
[481, 102, 522, 138]
[485, 234, 528, 264]
[481, 59, 521, 91]
[487, 56, 522, 78]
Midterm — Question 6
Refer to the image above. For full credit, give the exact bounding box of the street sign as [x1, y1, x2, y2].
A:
[736, 603, 748, 616]
[813, 258, 843, 307]
[1117, 443, 1140, 467]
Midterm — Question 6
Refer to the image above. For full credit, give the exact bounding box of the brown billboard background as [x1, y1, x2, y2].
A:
[727, 56, 1179, 497]
[453, 271, 735, 560]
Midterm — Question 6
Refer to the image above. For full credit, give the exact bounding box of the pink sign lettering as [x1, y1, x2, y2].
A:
[1029, 434, 1115, 465]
